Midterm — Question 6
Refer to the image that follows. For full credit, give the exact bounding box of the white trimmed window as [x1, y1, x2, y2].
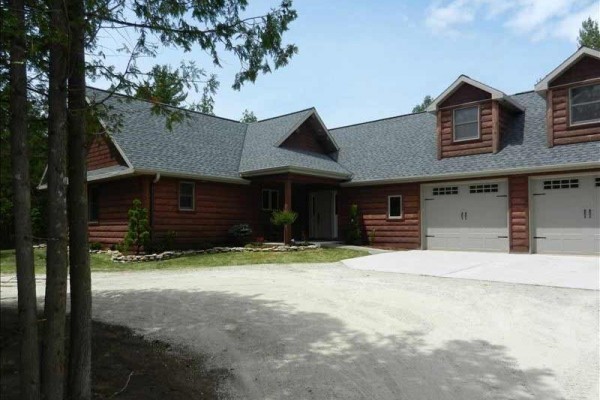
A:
[570, 84, 600, 126]
[453, 106, 480, 142]
[388, 195, 403, 219]
[262, 189, 279, 211]
[179, 182, 195, 211]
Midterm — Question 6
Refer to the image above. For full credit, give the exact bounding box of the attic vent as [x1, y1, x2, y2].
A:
[469, 184, 499, 194]
[433, 186, 459, 196]
[543, 179, 579, 190]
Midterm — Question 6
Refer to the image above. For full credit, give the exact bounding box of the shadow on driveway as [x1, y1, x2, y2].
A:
[93, 288, 562, 400]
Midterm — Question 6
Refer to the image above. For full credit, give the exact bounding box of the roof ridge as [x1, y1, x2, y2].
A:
[86, 85, 243, 124]
[254, 107, 315, 123]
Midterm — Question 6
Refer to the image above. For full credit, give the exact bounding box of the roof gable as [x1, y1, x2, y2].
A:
[273, 109, 339, 153]
[426, 75, 524, 112]
[535, 47, 600, 93]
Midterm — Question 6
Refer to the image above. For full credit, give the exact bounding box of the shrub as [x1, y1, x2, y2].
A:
[89, 242, 102, 251]
[368, 228, 376, 245]
[345, 204, 362, 245]
[228, 224, 253, 245]
[164, 230, 177, 251]
[123, 199, 151, 255]
[270, 210, 298, 226]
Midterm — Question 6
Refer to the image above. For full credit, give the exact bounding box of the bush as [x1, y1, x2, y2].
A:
[89, 242, 102, 251]
[345, 204, 362, 245]
[123, 199, 151, 254]
[228, 224, 253, 245]
[270, 210, 298, 226]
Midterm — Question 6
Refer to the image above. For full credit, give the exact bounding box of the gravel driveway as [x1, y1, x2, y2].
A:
[1, 263, 598, 399]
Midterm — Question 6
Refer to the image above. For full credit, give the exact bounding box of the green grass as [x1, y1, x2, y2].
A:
[0, 247, 368, 274]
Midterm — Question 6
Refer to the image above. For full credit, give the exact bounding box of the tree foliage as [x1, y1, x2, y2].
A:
[577, 17, 600, 50]
[345, 204, 362, 245]
[412, 95, 433, 113]
[270, 209, 298, 226]
[240, 109, 258, 122]
[123, 199, 151, 255]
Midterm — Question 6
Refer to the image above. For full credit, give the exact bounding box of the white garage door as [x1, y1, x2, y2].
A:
[423, 181, 509, 252]
[532, 175, 600, 255]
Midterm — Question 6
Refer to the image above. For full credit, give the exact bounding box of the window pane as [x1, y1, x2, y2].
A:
[571, 84, 600, 105]
[454, 107, 478, 124]
[88, 188, 99, 221]
[571, 102, 600, 124]
[271, 191, 279, 210]
[179, 183, 194, 209]
[389, 196, 402, 217]
[180, 183, 193, 197]
[454, 122, 479, 141]
[262, 190, 270, 209]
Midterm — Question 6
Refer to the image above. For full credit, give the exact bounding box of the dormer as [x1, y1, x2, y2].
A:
[426, 75, 524, 159]
[275, 109, 339, 155]
[535, 47, 600, 147]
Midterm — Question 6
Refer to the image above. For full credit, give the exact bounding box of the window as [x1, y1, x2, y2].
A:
[88, 187, 99, 222]
[543, 179, 579, 190]
[595, 177, 600, 187]
[388, 195, 402, 219]
[262, 189, 279, 211]
[179, 182, 195, 210]
[469, 184, 499, 194]
[570, 84, 600, 126]
[453, 106, 480, 142]
[432, 186, 459, 196]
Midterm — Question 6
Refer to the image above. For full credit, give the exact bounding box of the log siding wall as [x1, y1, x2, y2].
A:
[280, 124, 327, 154]
[508, 176, 529, 253]
[87, 135, 126, 170]
[339, 183, 421, 249]
[439, 101, 495, 158]
[151, 178, 259, 247]
[88, 177, 145, 245]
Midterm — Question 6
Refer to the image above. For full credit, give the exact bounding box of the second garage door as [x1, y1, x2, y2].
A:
[423, 181, 509, 252]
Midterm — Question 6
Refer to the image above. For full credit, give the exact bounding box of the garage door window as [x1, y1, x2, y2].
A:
[543, 179, 579, 190]
[595, 178, 600, 187]
[433, 186, 458, 196]
[388, 195, 403, 219]
[469, 184, 499, 193]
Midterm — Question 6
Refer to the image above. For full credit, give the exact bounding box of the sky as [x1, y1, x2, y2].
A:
[94, 0, 600, 128]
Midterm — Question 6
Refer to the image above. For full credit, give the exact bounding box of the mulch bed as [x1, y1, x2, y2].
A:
[0, 307, 228, 399]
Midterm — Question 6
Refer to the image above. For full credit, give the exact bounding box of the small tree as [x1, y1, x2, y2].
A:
[578, 17, 600, 50]
[412, 95, 433, 113]
[345, 204, 362, 245]
[123, 199, 150, 254]
[271, 209, 298, 245]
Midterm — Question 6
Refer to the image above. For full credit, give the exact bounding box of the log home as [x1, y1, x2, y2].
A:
[56, 47, 599, 254]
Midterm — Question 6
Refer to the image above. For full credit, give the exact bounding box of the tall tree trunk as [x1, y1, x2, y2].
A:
[67, 0, 92, 396]
[8, 0, 41, 397]
[43, 0, 70, 397]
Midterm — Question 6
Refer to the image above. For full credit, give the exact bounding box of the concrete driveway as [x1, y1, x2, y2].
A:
[1, 263, 597, 400]
[342, 250, 600, 290]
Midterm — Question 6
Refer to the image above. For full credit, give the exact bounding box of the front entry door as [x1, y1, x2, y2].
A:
[309, 191, 335, 239]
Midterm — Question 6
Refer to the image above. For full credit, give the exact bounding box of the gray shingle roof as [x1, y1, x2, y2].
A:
[331, 91, 600, 184]
[88, 88, 599, 185]
[88, 88, 248, 182]
[239, 109, 351, 177]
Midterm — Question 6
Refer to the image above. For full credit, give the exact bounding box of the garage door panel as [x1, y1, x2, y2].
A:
[424, 181, 508, 252]
[532, 175, 600, 255]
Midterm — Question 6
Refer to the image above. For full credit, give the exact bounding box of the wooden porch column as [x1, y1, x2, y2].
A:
[284, 179, 292, 245]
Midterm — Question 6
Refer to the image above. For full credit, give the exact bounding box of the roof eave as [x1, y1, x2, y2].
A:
[134, 168, 250, 185]
[534, 47, 600, 94]
[240, 165, 351, 180]
[341, 161, 600, 187]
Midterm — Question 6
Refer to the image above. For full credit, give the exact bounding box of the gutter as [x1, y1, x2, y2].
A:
[134, 169, 250, 185]
[240, 165, 352, 180]
[340, 162, 600, 187]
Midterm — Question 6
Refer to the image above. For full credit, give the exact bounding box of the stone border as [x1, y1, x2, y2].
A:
[92, 245, 319, 263]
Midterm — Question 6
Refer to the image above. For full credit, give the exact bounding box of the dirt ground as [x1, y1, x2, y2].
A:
[1, 262, 598, 399]
[0, 307, 228, 399]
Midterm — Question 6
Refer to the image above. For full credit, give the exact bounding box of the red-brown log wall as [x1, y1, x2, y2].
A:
[151, 178, 259, 247]
[87, 135, 126, 170]
[88, 177, 145, 245]
[280, 124, 327, 154]
[547, 87, 600, 146]
[549, 56, 600, 86]
[508, 176, 529, 253]
[439, 101, 494, 158]
[439, 84, 491, 108]
[339, 183, 421, 249]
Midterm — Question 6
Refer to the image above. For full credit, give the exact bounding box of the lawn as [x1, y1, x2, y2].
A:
[0, 247, 367, 274]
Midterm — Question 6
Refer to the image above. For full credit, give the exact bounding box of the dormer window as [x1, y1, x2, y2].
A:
[569, 83, 600, 126]
[453, 106, 480, 142]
